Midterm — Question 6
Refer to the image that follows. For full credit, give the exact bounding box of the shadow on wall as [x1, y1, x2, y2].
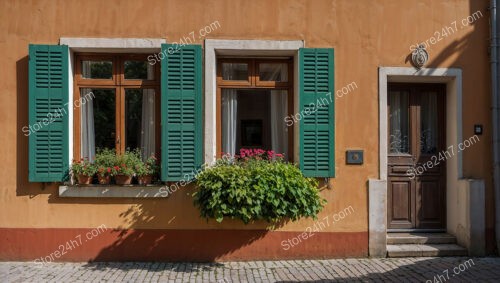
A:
[15, 0, 491, 262]
[87, 196, 276, 263]
[15, 56, 52, 197]
[425, 1, 494, 253]
[404, 0, 493, 254]
[15, 55, 274, 262]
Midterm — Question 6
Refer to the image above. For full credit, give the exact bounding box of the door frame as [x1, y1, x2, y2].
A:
[387, 83, 447, 231]
[369, 67, 464, 256]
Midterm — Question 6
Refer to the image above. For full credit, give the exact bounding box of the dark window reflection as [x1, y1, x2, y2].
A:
[124, 61, 151, 80]
[92, 89, 116, 150]
[82, 61, 112, 79]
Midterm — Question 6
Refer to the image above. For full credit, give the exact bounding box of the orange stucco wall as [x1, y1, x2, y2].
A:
[0, 0, 494, 258]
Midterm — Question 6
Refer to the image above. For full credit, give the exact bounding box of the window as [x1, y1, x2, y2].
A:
[217, 59, 293, 159]
[28, 43, 203, 183]
[74, 54, 160, 160]
[28, 43, 332, 182]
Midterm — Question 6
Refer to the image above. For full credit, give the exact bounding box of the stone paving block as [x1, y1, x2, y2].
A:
[1, 257, 499, 282]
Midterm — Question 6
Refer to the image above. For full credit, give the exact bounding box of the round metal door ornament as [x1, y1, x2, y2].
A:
[411, 44, 429, 69]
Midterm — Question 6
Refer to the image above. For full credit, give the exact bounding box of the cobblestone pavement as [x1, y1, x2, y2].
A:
[1, 257, 499, 282]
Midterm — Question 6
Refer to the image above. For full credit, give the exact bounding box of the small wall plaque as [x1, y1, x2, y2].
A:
[474, 124, 483, 135]
[346, 150, 364, 165]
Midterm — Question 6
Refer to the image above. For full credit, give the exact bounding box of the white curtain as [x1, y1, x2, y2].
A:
[270, 90, 288, 157]
[221, 63, 289, 157]
[140, 89, 155, 160]
[265, 64, 288, 157]
[222, 89, 238, 156]
[389, 91, 409, 154]
[80, 61, 95, 160]
[140, 64, 156, 160]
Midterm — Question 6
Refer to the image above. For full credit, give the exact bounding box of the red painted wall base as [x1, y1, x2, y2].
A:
[0, 228, 368, 262]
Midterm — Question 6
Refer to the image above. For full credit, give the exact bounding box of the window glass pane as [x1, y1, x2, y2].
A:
[125, 89, 156, 159]
[80, 88, 115, 154]
[221, 89, 288, 159]
[420, 91, 438, 154]
[389, 91, 410, 154]
[124, 60, 154, 80]
[222, 63, 248, 80]
[81, 61, 112, 79]
[259, 63, 288, 82]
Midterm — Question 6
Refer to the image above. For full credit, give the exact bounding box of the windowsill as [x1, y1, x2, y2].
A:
[58, 185, 167, 198]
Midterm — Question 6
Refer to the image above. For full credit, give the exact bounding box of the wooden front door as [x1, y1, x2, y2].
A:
[387, 83, 446, 230]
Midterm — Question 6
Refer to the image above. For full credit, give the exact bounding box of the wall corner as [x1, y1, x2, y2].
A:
[455, 179, 486, 256]
[368, 178, 387, 258]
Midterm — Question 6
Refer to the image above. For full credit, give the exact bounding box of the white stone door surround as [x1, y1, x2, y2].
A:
[369, 67, 485, 257]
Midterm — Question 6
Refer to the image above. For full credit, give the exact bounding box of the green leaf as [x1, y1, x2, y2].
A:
[192, 156, 326, 224]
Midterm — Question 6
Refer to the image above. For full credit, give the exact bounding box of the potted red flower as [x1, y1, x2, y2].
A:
[113, 150, 138, 185]
[96, 166, 113, 185]
[114, 164, 134, 185]
[71, 158, 97, 185]
[135, 154, 158, 185]
[94, 149, 117, 185]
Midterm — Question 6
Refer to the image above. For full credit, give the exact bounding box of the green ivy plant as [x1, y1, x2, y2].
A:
[193, 149, 326, 224]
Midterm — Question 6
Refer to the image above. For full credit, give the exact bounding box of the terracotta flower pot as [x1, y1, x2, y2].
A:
[77, 174, 93, 185]
[115, 174, 132, 185]
[98, 175, 111, 185]
[138, 175, 152, 185]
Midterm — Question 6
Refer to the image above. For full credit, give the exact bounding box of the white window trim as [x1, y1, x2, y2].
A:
[204, 39, 305, 165]
[59, 37, 165, 167]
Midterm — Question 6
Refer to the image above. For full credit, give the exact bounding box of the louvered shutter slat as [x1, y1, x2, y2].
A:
[161, 45, 203, 181]
[28, 44, 69, 182]
[299, 48, 335, 177]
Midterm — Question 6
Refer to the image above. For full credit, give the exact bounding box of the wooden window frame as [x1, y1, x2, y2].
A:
[75, 55, 117, 85]
[217, 59, 254, 86]
[216, 58, 294, 161]
[120, 54, 160, 86]
[73, 53, 160, 160]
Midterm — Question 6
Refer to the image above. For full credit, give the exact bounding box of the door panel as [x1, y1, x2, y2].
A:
[417, 177, 446, 228]
[387, 177, 414, 229]
[387, 83, 446, 230]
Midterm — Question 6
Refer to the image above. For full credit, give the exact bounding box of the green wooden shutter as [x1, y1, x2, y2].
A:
[299, 48, 335, 177]
[161, 44, 203, 181]
[28, 44, 69, 182]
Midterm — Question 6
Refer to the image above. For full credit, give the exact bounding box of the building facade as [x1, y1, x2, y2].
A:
[0, 0, 494, 261]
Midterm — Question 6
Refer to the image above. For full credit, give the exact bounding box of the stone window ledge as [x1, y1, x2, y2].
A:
[58, 185, 167, 198]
